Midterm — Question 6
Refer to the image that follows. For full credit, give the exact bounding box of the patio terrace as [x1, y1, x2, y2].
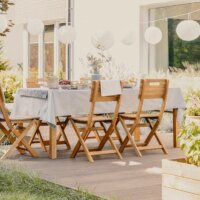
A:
[8, 127, 183, 200]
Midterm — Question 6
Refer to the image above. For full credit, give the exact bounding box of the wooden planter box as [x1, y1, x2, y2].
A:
[162, 159, 200, 200]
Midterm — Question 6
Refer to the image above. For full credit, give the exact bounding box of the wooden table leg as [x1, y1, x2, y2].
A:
[173, 108, 180, 148]
[49, 126, 57, 159]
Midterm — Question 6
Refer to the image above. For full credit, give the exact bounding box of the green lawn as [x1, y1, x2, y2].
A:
[0, 163, 105, 200]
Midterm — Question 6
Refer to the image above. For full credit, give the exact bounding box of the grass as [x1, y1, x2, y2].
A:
[0, 162, 105, 200]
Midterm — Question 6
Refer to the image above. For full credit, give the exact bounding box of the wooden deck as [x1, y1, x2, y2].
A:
[7, 127, 183, 200]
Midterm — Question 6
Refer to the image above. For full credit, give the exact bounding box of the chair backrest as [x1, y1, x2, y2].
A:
[137, 79, 169, 120]
[0, 86, 13, 130]
[139, 79, 169, 100]
[88, 81, 123, 126]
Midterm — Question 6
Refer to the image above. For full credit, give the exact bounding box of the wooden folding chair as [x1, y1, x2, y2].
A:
[56, 116, 71, 149]
[28, 116, 71, 151]
[70, 80, 123, 162]
[0, 86, 39, 159]
[0, 87, 16, 146]
[18, 82, 71, 151]
[119, 79, 169, 157]
[84, 115, 123, 145]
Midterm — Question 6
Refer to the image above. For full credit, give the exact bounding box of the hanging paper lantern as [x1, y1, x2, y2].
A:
[144, 26, 162, 45]
[27, 19, 44, 35]
[91, 31, 114, 51]
[0, 14, 7, 33]
[176, 20, 200, 41]
[58, 26, 76, 44]
[121, 30, 135, 45]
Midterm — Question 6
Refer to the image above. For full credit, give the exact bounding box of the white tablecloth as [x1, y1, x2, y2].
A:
[12, 88, 186, 126]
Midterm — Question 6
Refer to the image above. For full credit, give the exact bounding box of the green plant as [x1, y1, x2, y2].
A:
[0, 162, 104, 200]
[84, 52, 112, 74]
[168, 18, 200, 69]
[0, 0, 14, 37]
[185, 89, 200, 116]
[0, 71, 22, 103]
[178, 122, 200, 166]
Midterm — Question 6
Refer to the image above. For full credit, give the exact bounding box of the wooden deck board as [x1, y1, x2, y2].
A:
[7, 127, 183, 200]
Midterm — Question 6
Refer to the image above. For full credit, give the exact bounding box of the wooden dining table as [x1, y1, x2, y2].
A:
[12, 87, 186, 159]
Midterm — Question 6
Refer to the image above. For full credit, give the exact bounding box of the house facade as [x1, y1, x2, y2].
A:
[3, 0, 200, 85]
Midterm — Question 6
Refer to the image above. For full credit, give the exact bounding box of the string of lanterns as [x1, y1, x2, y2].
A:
[144, 19, 200, 45]
[143, 9, 200, 44]
[0, 8, 199, 46]
[90, 9, 200, 47]
[26, 18, 76, 44]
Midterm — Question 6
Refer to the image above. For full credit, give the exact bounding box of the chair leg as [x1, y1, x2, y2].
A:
[119, 117, 142, 157]
[28, 121, 47, 152]
[108, 135, 122, 159]
[37, 130, 48, 152]
[146, 118, 168, 154]
[100, 121, 123, 145]
[98, 122, 118, 149]
[0, 135, 6, 144]
[144, 119, 160, 145]
[94, 123, 123, 159]
[119, 136, 129, 153]
[56, 117, 71, 149]
[154, 132, 168, 154]
[114, 120, 123, 145]
[70, 120, 94, 162]
[28, 130, 37, 145]
[114, 127, 123, 145]
[0, 123, 25, 154]
[97, 124, 113, 150]
[0, 123, 15, 143]
[57, 125, 71, 149]
[93, 130, 101, 143]
[18, 121, 39, 157]
[1, 121, 38, 159]
[56, 132, 62, 142]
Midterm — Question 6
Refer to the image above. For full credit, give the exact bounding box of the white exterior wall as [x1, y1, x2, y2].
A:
[74, 0, 198, 78]
[3, 0, 199, 78]
[4, 5, 23, 67]
[15, 0, 67, 24]
[3, 0, 67, 67]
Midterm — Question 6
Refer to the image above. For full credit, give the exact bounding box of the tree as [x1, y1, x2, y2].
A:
[0, 0, 14, 71]
[168, 18, 200, 69]
[0, 0, 14, 37]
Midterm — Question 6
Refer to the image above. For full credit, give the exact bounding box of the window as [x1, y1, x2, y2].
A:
[44, 24, 54, 77]
[28, 21, 73, 80]
[29, 35, 38, 78]
[148, 2, 200, 73]
[59, 23, 67, 79]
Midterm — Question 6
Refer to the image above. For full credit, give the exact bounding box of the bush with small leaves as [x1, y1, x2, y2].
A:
[178, 122, 200, 166]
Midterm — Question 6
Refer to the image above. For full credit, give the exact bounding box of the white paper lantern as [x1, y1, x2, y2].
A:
[58, 26, 76, 44]
[176, 20, 200, 41]
[91, 31, 114, 51]
[27, 19, 44, 35]
[144, 26, 162, 45]
[122, 30, 135, 45]
[0, 14, 7, 33]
